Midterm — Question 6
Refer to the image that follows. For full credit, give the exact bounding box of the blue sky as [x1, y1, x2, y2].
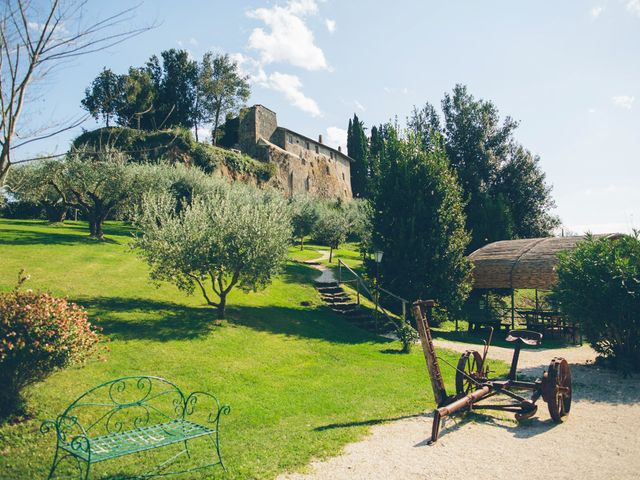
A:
[18, 0, 640, 234]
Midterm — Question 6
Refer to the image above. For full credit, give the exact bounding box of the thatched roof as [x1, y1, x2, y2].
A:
[469, 234, 623, 290]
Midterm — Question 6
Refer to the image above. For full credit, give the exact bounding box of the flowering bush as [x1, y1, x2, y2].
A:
[0, 277, 100, 417]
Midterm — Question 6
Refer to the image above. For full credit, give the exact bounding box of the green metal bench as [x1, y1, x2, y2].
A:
[40, 376, 230, 479]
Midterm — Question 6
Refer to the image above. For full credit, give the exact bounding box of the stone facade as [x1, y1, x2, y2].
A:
[237, 105, 353, 200]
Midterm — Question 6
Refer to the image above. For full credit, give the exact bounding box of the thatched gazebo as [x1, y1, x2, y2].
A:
[468, 234, 622, 330]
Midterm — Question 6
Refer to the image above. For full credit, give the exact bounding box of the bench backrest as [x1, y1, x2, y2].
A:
[57, 376, 187, 440]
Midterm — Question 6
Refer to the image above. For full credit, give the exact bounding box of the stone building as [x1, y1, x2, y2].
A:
[236, 105, 353, 200]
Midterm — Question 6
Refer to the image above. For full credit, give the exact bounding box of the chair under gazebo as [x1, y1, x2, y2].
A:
[467, 234, 622, 342]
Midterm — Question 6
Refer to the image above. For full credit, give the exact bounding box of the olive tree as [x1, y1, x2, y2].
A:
[133, 181, 292, 319]
[47, 148, 143, 239]
[289, 193, 320, 250]
[313, 205, 350, 263]
[6, 162, 67, 222]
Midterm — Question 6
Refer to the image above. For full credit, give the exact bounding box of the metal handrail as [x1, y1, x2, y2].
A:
[336, 259, 405, 331]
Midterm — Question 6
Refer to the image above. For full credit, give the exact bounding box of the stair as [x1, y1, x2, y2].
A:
[314, 281, 396, 334]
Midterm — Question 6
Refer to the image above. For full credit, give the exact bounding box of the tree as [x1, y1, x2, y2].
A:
[313, 204, 350, 263]
[115, 67, 156, 129]
[0, 0, 152, 185]
[407, 102, 442, 153]
[289, 193, 320, 250]
[198, 53, 250, 145]
[81, 68, 120, 127]
[441, 84, 518, 251]
[5, 162, 67, 222]
[496, 144, 560, 238]
[152, 49, 199, 130]
[133, 182, 292, 319]
[47, 148, 143, 239]
[553, 233, 640, 372]
[372, 127, 472, 310]
[347, 114, 369, 198]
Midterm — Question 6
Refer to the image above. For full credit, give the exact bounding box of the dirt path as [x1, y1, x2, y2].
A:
[279, 341, 640, 480]
[303, 250, 336, 283]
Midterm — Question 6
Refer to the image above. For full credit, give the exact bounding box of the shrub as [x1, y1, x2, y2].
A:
[553, 233, 640, 371]
[0, 274, 100, 417]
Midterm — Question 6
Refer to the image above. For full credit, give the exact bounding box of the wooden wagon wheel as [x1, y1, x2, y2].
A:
[455, 350, 484, 396]
[542, 357, 572, 422]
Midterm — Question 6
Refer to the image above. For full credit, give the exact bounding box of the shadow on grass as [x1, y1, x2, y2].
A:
[314, 413, 425, 431]
[0, 220, 131, 246]
[77, 295, 385, 345]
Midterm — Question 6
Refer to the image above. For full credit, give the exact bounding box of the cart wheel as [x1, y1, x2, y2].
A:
[455, 350, 484, 396]
[543, 357, 572, 422]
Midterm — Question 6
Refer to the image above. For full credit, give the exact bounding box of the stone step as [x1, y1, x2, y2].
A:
[321, 295, 352, 303]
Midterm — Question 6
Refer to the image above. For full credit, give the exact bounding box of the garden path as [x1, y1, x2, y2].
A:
[303, 250, 336, 284]
[279, 341, 640, 480]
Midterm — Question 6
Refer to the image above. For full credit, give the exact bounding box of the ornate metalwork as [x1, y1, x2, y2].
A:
[41, 375, 231, 479]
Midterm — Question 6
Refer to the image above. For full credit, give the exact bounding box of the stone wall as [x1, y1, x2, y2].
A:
[238, 105, 353, 200]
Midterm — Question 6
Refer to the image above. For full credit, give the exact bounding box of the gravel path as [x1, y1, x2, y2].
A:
[279, 340, 640, 480]
[304, 250, 336, 284]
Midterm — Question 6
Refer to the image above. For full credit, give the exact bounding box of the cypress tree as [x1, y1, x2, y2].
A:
[347, 114, 369, 198]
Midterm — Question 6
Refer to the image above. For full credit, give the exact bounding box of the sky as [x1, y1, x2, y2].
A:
[15, 0, 640, 234]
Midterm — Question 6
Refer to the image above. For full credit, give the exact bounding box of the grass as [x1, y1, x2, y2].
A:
[0, 219, 509, 479]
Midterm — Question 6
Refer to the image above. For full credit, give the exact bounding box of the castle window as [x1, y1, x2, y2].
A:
[315, 145, 319, 154]
[306, 141, 310, 150]
[326, 165, 330, 174]
[305, 176, 310, 191]
[288, 134, 293, 143]
[342, 172, 345, 181]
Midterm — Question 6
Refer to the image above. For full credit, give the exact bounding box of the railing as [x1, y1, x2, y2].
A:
[336, 259, 410, 330]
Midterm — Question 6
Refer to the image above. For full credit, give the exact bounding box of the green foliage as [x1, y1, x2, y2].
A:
[407, 85, 559, 251]
[372, 127, 472, 311]
[6, 163, 68, 222]
[289, 193, 321, 250]
[0, 219, 493, 479]
[82, 50, 250, 137]
[553, 233, 640, 371]
[114, 67, 156, 129]
[0, 273, 100, 417]
[45, 147, 146, 239]
[347, 114, 370, 198]
[81, 68, 121, 127]
[197, 53, 250, 144]
[133, 182, 292, 319]
[313, 203, 351, 263]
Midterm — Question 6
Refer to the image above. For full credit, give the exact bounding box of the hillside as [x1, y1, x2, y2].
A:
[73, 127, 276, 184]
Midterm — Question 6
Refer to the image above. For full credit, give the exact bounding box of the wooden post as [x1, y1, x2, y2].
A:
[356, 280, 360, 305]
[338, 261, 342, 284]
[511, 289, 515, 330]
[413, 301, 448, 407]
[402, 301, 406, 322]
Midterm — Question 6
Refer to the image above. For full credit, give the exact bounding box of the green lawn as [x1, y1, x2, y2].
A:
[0, 219, 506, 479]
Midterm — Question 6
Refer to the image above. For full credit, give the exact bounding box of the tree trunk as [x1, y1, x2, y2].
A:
[194, 121, 199, 142]
[217, 293, 227, 319]
[89, 218, 97, 237]
[329, 246, 333, 263]
[93, 218, 105, 240]
[0, 147, 10, 187]
[212, 107, 221, 145]
[300, 236, 304, 251]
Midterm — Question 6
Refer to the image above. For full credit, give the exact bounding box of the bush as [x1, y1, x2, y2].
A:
[553, 233, 640, 371]
[0, 274, 100, 417]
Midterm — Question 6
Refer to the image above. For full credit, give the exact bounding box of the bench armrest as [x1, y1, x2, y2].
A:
[184, 391, 231, 425]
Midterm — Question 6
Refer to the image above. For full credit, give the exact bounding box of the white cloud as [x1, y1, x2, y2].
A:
[384, 86, 410, 95]
[326, 126, 347, 151]
[246, 0, 328, 71]
[354, 100, 366, 112]
[590, 6, 604, 18]
[325, 18, 336, 33]
[189, 37, 199, 46]
[261, 72, 321, 117]
[588, 108, 596, 113]
[612, 95, 635, 109]
[627, 0, 640, 17]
